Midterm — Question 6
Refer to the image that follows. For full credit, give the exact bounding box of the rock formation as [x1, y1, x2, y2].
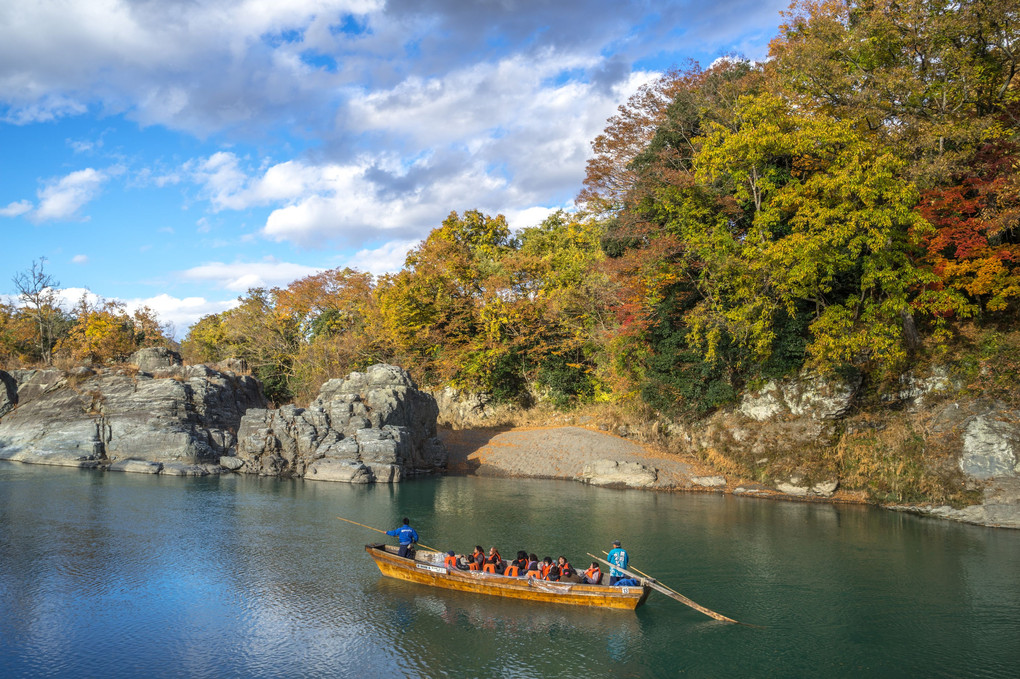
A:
[0, 348, 265, 474]
[233, 364, 447, 483]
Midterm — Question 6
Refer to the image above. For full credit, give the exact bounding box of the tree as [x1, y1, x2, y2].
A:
[376, 210, 516, 390]
[769, 0, 1020, 187]
[61, 295, 136, 364]
[11, 258, 64, 365]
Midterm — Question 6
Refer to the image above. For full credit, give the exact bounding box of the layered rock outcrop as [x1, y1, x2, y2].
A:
[233, 364, 446, 483]
[0, 348, 265, 474]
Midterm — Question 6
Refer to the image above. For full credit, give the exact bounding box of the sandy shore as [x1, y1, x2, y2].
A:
[439, 425, 710, 489]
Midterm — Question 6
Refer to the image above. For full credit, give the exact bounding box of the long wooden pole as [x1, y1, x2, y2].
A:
[589, 552, 739, 624]
[602, 551, 706, 607]
[337, 516, 442, 553]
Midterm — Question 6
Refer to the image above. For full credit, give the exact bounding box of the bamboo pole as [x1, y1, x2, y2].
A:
[337, 516, 442, 553]
[589, 552, 740, 624]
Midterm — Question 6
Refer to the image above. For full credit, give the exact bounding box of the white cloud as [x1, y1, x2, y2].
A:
[181, 258, 323, 291]
[178, 57, 652, 250]
[0, 199, 33, 217]
[33, 167, 106, 221]
[71, 254, 89, 264]
[123, 293, 238, 337]
[344, 239, 420, 276]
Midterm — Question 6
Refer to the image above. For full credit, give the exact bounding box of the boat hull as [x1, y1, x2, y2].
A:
[365, 544, 650, 610]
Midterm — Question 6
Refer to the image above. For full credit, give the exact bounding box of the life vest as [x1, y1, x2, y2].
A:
[540, 563, 551, 578]
[444, 555, 458, 569]
[584, 566, 601, 584]
[469, 562, 481, 571]
[503, 564, 520, 577]
[525, 562, 542, 578]
[559, 561, 572, 575]
[483, 563, 497, 574]
[545, 567, 560, 582]
[486, 549, 502, 564]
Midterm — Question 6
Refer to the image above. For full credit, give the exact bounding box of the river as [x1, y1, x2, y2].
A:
[1, 462, 1017, 678]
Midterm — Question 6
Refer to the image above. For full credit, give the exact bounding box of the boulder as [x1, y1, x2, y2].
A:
[739, 371, 861, 421]
[576, 459, 658, 488]
[0, 364, 266, 468]
[235, 364, 446, 483]
[960, 412, 1020, 480]
[128, 347, 182, 372]
[109, 459, 163, 474]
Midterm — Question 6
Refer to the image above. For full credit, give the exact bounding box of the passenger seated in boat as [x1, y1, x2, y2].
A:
[504, 550, 527, 577]
[582, 563, 602, 585]
[468, 546, 485, 570]
[545, 565, 561, 582]
[483, 547, 502, 573]
[444, 551, 460, 570]
[524, 554, 542, 578]
[557, 556, 580, 582]
[540, 557, 553, 579]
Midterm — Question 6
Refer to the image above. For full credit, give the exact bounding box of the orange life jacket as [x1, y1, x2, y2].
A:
[483, 563, 497, 574]
[525, 562, 542, 578]
[503, 564, 520, 577]
[584, 566, 601, 584]
[541, 563, 551, 578]
[444, 555, 458, 569]
[486, 549, 502, 564]
[559, 561, 572, 575]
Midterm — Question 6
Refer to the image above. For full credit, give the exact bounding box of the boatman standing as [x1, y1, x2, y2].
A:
[386, 517, 419, 559]
[607, 539, 629, 585]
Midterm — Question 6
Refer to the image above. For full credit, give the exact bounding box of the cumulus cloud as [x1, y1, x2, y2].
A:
[0, 200, 33, 217]
[183, 57, 653, 249]
[33, 167, 106, 222]
[181, 258, 323, 291]
[343, 239, 420, 275]
[123, 293, 238, 336]
[0, 1, 786, 135]
[71, 254, 89, 264]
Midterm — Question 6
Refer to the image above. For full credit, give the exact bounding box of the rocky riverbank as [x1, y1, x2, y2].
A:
[1, 354, 1017, 528]
[435, 369, 1020, 530]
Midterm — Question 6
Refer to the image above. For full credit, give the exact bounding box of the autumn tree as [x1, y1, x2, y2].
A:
[769, 0, 1020, 187]
[60, 295, 137, 365]
[11, 258, 66, 365]
[377, 210, 517, 392]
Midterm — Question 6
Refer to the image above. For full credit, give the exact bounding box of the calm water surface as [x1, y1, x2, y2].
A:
[1, 462, 1017, 678]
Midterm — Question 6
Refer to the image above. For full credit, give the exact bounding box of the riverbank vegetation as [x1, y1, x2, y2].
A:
[3, 1, 1018, 503]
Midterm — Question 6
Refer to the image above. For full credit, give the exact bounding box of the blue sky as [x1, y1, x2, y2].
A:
[0, 0, 789, 335]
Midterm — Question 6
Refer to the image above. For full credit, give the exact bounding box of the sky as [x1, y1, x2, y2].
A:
[0, 0, 789, 336]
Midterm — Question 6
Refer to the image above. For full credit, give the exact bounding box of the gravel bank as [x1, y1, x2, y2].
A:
[439, 425, 704, 489]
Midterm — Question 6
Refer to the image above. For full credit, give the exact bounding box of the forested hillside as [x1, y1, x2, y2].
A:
[5, 0, 1019, 416]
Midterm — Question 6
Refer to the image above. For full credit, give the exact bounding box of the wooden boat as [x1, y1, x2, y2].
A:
[365, 543, 651, 610]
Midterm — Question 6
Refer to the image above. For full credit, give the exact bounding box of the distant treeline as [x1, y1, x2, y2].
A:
[6, 1, 1019, 412]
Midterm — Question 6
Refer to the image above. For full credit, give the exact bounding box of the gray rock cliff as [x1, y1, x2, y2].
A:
[0, 350, 265, 472]
[233, 364, 446, 483]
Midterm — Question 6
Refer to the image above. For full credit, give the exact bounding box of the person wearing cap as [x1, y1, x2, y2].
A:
[385, 517, 419, 559]
[607, 539, 629, 585]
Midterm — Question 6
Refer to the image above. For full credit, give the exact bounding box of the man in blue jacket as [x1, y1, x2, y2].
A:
[387, 517, 419, 558]
[607, 539, 629, 585]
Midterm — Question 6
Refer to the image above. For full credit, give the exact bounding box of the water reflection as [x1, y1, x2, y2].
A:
[1, 462, 1018, 679]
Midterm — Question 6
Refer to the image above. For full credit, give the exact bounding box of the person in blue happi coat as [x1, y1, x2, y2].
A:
[607, 539, 629, 585]
[387, 517, 419, 559]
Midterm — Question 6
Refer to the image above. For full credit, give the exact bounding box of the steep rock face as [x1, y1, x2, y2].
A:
[738, 371, 863, 421]
[234, 364, 447, 482]
[0, 361, 265, 469]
